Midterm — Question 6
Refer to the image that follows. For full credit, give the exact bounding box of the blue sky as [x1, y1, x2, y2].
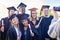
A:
[42, 0, 60, 6]
[0, 0, 60, 20]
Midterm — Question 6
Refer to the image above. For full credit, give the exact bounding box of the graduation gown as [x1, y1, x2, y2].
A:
[1, 17, 11, 40]
[17, 14, 29, 21]
[29, 20, 42, 40]
[40, 15, 53, 40]
[17, 14, 29, 30]
[7, 27, 17, 40]
[21, 26, 32, 40]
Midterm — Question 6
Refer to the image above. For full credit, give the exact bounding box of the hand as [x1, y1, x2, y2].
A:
[30, 30, 34, 36]
[35, 25, 39, 28]
[17, 37, 20, 40]
[1, 26, 4, 32]
[31, 32, 34, 37]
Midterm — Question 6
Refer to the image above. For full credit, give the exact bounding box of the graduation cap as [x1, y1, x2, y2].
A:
[10, 14, 19, 21]
[7, 6, 16, 11]
[29, 8, 38, 13]
[17, 2, 27, 8]
[17, 14, 21, 20]
[53, 7, 60, 11]
[41, 5, 50, 11]
[20, 14, 29, 20]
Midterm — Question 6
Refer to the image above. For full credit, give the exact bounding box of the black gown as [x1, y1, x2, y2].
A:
[30, 20, 42, 40]
[39, 16, 56, 40]
[1, 17, 11, 40]
[21, 26, 32, 40]
[7, 27, 17, 40]
[17, 14, 29, 31]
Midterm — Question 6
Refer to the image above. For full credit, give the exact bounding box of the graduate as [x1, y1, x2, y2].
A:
[0, 6, 16, 40]
[48, 7, 60, 40]
[48, 19, 60, 40]
[17, 2, 26, 20]
[17, 3, 29, 33]
[17, 2, 29, 18]
[29, 8, 42, 40]
[39, 5, 53, 40]
[20, 14, 34, 40]
[17, 2, 27, 14]
[17, 2, 29, 16]
[51, 7, 59, 24]
[7, 14, 21, 40]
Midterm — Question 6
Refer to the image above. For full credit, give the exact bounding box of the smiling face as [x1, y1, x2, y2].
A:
[19, 7, 25, 14]
[31, 11, 37, 19]
[22, 19, 28, 27]
[43, 8, 49, 16]
[9, 10, 15, 17]
[11, 17, 19, 25]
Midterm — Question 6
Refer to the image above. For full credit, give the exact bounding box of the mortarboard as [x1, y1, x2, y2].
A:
[17, 14, 21, 20]
[41, 5, 50, 11]
[53, 7, 60, 11]
[20, 14, 29, 20]
[7, 6, 16, 11]
[29, 8, 38, 11]
[29, 8, 38, 13]
[10, 14, 19, 21]
[17, 2, 27, 8]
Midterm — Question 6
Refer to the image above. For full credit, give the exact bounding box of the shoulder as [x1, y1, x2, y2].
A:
[56, 18, 60, 24]
[39, 16, 45, 20]
[8, 27, 14, 32]
[49, 15, 53, 19]
[24, 14, 29, 17]
[17, 14, 21, 17]
[2, 17, 8, 20]
[4, 17, 8, 19]
[39, 16, 44, 19]
[2, 17, 8, 21]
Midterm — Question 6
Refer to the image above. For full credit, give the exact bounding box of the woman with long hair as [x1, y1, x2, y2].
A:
[7, 14, 21, 40]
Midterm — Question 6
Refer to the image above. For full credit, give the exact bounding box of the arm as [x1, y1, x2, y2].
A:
[48, 21, 57, 38]
[7, 29, 13, 40]
[0, 18, 5, 32]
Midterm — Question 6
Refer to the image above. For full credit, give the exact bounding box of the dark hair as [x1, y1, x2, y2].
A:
[10, 14, 19, 21]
